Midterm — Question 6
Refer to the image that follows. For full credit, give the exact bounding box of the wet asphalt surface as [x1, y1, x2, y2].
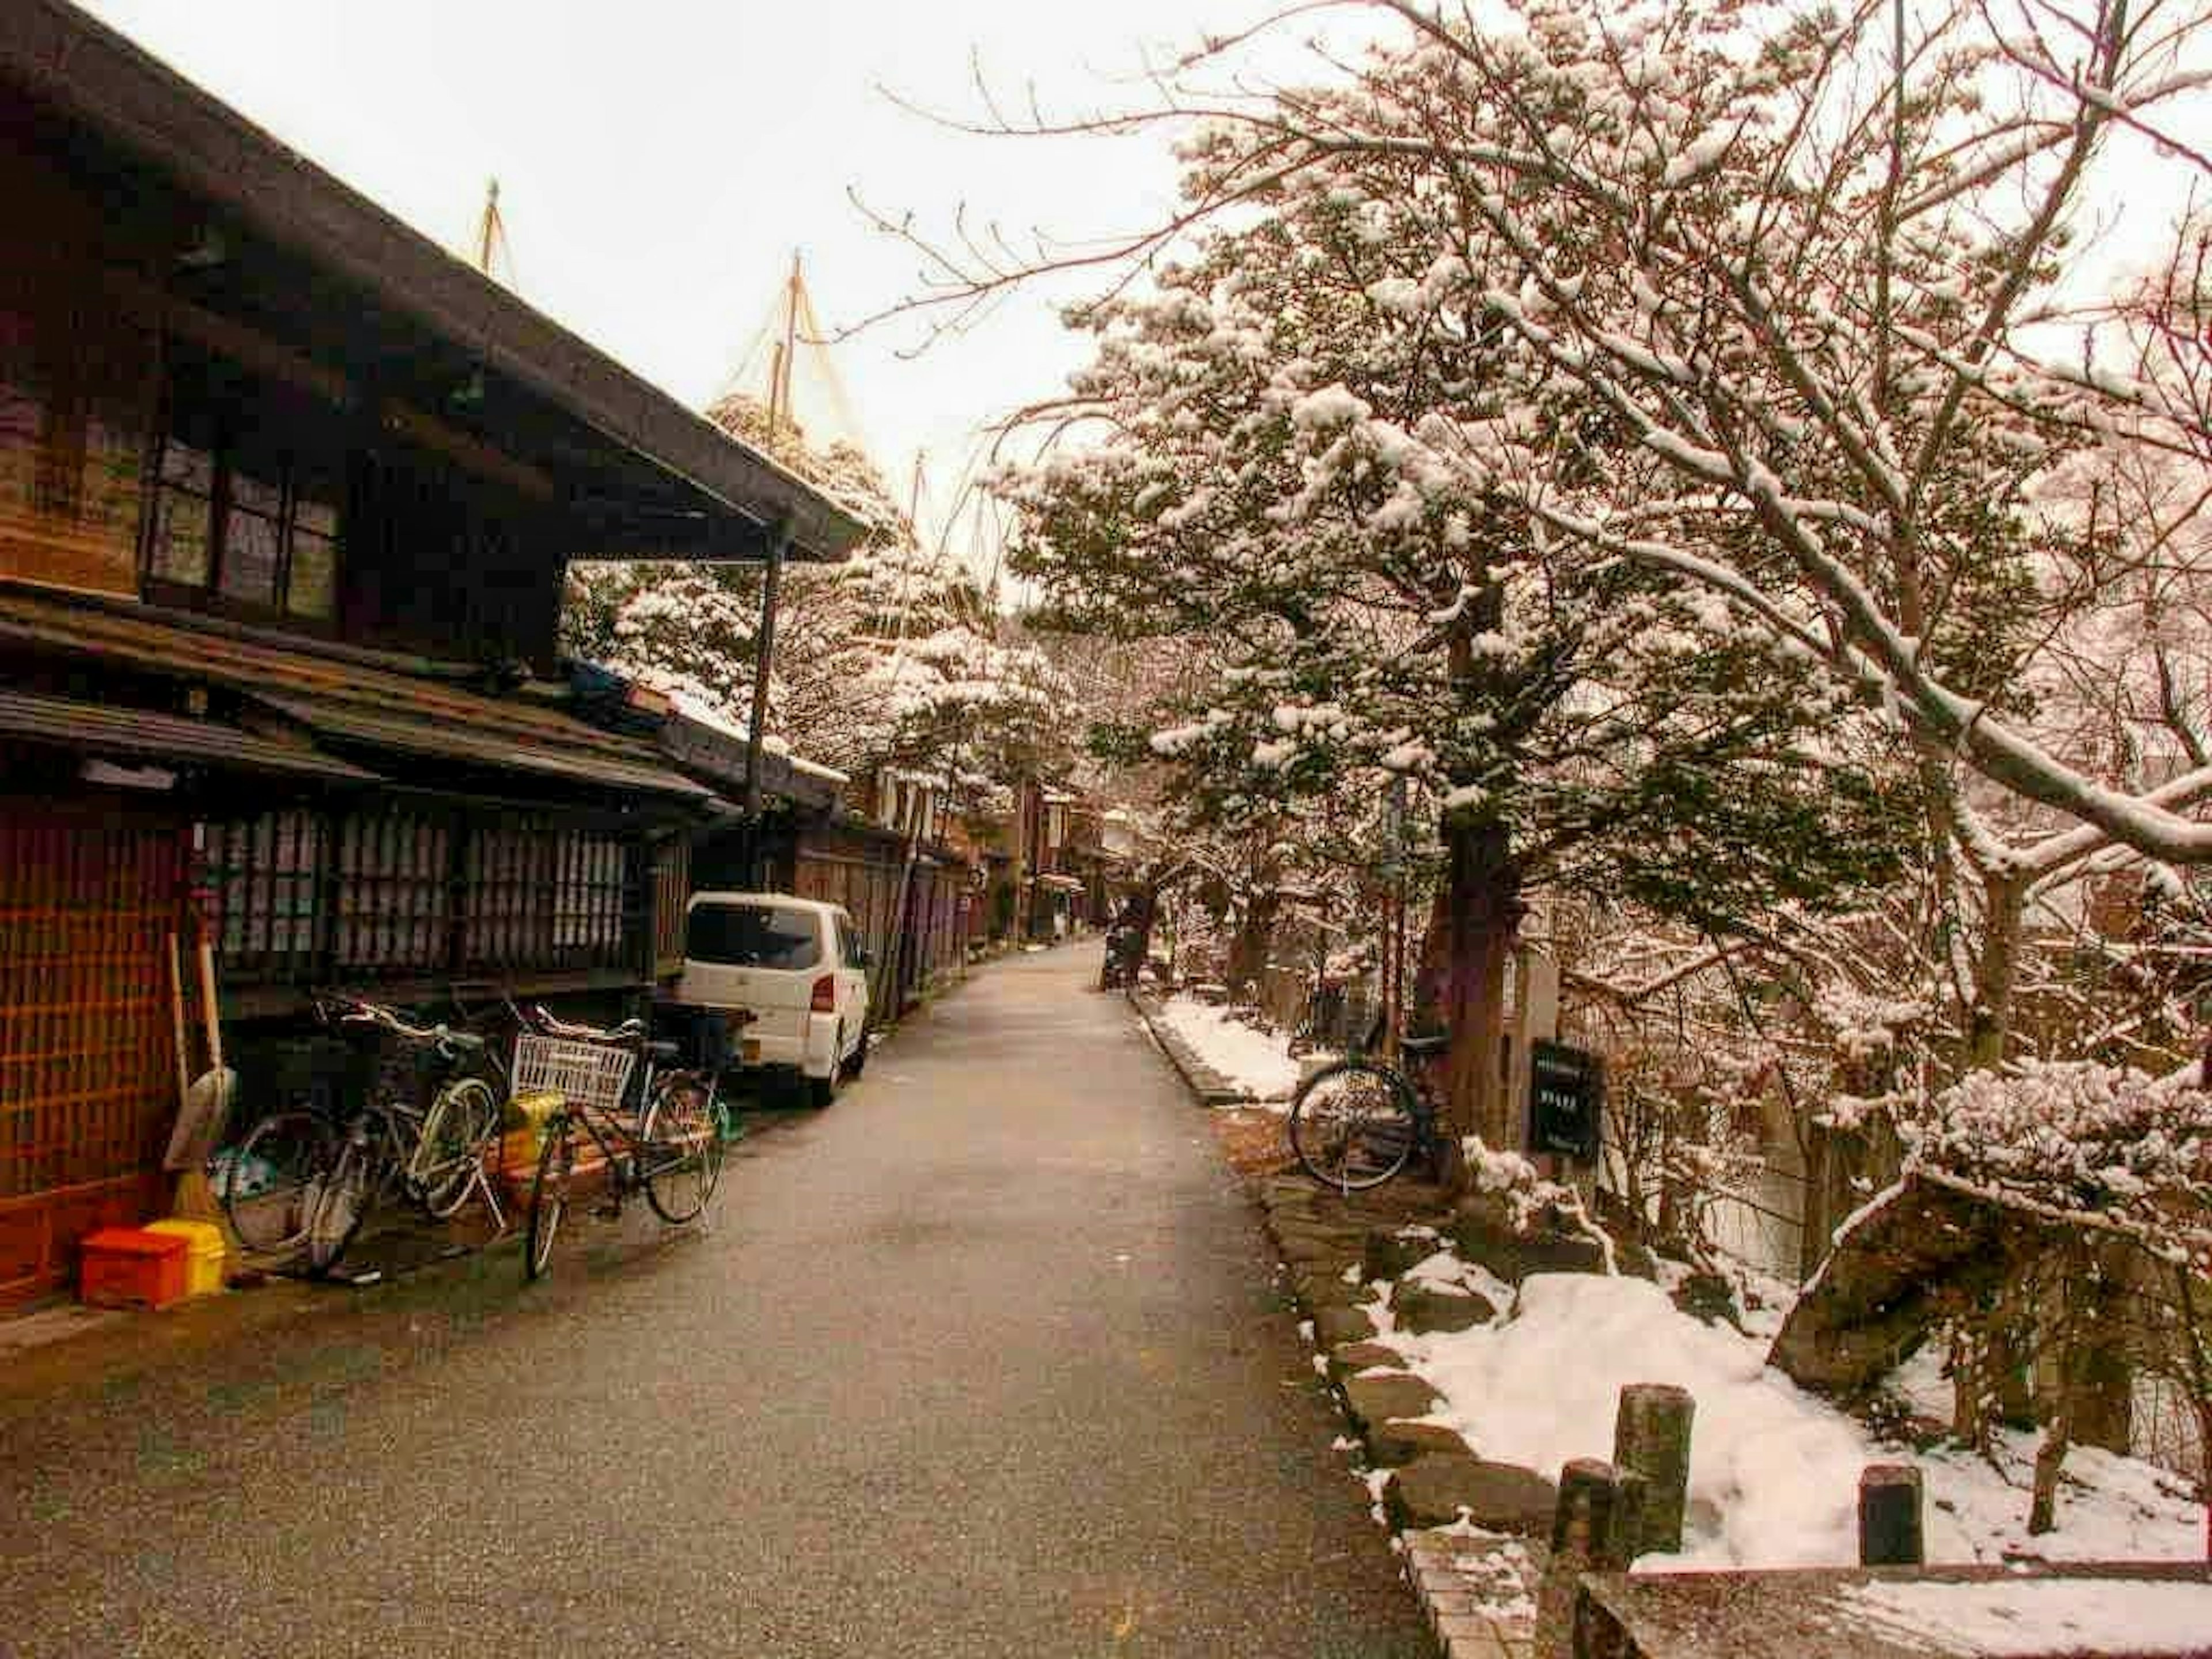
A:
[0, 944, 1433, 1658]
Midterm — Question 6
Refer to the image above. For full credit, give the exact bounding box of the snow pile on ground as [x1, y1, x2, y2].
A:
[1371, 1267, 2203, 1570]
[1153, 995, 1310, 1102]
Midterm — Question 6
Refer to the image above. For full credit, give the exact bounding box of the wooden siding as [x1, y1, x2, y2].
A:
[792, 832, 972, 1017]
[0, 798, 183, 1307]
[0, 142, 160, 601]
[652, 835, 689, 980]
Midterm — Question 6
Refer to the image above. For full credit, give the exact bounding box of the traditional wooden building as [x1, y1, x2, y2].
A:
[0, 0, 862, 1306]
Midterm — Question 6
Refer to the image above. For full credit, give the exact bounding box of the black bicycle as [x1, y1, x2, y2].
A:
[520, 1016, 727, 1281]
[1286, 1032, 1450, 1191]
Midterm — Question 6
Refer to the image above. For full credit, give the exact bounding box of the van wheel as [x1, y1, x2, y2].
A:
[844, 1031, 867, 1078]
[810, 1031, 844, 1108]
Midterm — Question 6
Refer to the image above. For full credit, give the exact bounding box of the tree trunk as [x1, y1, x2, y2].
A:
[1419, 817, 1524, 1154]
[2028, 1404, 2072, 1535]
[2073, 1243, 2137, 1455]
[1968, 871, 2025, 1068]
[1110, 858, 1186, 987]
[1226, 887, 1281, 1005]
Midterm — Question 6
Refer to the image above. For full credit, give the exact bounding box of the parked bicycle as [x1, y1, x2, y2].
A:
[518, 1012, 728, 1281]
[1286, 1031, 1452, 1192]
[215, 995, 509, 1274]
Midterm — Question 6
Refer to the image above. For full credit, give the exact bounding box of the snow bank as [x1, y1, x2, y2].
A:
[1381, 1272, 2203, 1570]
[1152, 995, 1309, 1102]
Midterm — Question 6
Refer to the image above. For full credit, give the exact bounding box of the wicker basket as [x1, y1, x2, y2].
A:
[512, 1035, 635, 1116]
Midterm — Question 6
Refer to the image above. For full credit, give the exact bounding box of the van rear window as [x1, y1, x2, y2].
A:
[686, 905, 821, 969]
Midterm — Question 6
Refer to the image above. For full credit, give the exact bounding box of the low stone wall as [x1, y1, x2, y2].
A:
[1253, 1172, 1554, 1658]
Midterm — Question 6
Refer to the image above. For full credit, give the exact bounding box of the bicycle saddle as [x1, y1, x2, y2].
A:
[1399, 1032, 1450, 1057]
[645, 1039, 683, 1065]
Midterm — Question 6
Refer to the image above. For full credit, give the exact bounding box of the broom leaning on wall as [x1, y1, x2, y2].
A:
[161, 891, 238, 1255]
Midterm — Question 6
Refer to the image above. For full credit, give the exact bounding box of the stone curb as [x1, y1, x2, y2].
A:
[1134, 991, 1552, 1658]
[1126, 989, 1255, 1107]
[1250, 1174, 1547, 1659]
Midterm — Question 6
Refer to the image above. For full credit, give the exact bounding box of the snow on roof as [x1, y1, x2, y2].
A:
[658, 684, 847, 784]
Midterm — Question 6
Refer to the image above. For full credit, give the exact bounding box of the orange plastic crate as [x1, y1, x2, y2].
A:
[79, 1227, 189, 1310]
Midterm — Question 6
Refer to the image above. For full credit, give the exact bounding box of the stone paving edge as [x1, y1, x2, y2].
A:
[1126, 988, 1256, 1107]
[1130, 986, 1543, 1659]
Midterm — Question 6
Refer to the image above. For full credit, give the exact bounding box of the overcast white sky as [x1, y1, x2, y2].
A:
[75, 0, 1354, 563]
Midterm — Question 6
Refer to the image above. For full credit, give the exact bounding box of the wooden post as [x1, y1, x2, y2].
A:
[1536, 1459, 1635, 1659]
[1858, 1464, 1925, 1567]
[741, 518, 791, 885]
[1613, 1383, 1696, 1556]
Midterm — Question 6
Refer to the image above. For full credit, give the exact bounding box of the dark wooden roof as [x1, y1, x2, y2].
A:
[0, 0, 866, 565]
[0, 685, 381, 783]
[0, 585, 706, 800]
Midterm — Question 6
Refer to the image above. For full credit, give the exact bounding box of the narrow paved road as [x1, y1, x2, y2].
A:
[1, 945, 1432, 1658]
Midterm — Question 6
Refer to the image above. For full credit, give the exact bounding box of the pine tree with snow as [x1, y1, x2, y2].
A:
[997, 103, 1920, 1148]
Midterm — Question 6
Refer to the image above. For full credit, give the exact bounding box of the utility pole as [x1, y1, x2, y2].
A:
[743, 255, 804, 887]
[742, 520, 790, 883]
[766, 252, 801, 442]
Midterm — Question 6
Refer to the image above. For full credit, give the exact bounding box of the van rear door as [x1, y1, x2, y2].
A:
[680, 902, 827, 1044]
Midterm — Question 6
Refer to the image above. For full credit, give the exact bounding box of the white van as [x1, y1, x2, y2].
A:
[677, 892, 870, 1106]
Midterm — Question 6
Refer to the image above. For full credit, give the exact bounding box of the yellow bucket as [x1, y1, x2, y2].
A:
[144, 1218, 226, 1297]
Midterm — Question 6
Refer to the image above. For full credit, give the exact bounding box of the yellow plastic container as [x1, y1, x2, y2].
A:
[502, 1088, 565, 1131]
[143, 1218, 226, 1298]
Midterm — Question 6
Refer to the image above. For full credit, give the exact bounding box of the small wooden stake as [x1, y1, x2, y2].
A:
[1537, 1459, 1634, 1659]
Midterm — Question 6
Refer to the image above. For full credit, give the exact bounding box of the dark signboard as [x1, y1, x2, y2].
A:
[1528, 1040, 1603, 1160]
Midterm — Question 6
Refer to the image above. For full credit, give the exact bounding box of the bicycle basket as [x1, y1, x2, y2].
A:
[512, 1035, 635, 1116]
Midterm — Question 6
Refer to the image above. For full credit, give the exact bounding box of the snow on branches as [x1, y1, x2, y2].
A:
[1902, 1059, 2212, 1266]
[563, 396, 1075, 796]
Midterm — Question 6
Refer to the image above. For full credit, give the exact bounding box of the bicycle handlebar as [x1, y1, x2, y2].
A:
[315, 994, 486, 1054]
[529, 1004, 646, 1046]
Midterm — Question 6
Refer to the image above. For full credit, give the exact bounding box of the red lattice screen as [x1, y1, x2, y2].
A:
[0, 801, 184, 1306]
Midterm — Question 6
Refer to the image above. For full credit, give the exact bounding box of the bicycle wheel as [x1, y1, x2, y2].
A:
[1288, 1059, 1423, 1191]
[411, 1075, 499, 1219]
[301, 1141, 370, 1276]
[217, 1111, 335, 1253]
[641, 1071, 722, 1224]
[525, 1121, 574, 1281]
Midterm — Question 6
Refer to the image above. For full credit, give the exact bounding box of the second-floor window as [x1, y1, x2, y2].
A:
[143, 359, 341, 621]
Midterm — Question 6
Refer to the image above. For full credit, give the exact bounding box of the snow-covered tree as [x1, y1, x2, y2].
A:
[995, 99, 1919, 1149]
[889, 0, 2212, 1081]
[564, 394, 1077, 807]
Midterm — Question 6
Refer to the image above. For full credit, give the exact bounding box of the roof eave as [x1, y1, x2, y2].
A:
[0, 0, 866, 564]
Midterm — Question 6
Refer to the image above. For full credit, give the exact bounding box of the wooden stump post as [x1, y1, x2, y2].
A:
[1613, 1383, 1695, 1556]
[1536, 1459, 1635, 1659]
[1858, 1464, 1925, 1567]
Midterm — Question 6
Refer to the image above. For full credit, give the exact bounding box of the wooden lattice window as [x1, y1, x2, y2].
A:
[551, 831, 626, 959]
[463, 821, 628, 974]
[0, 803, 183, 1305]
[335, 808, 451, 974]
[464, 817, 551, 971]
[204, 810, 325, 982]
